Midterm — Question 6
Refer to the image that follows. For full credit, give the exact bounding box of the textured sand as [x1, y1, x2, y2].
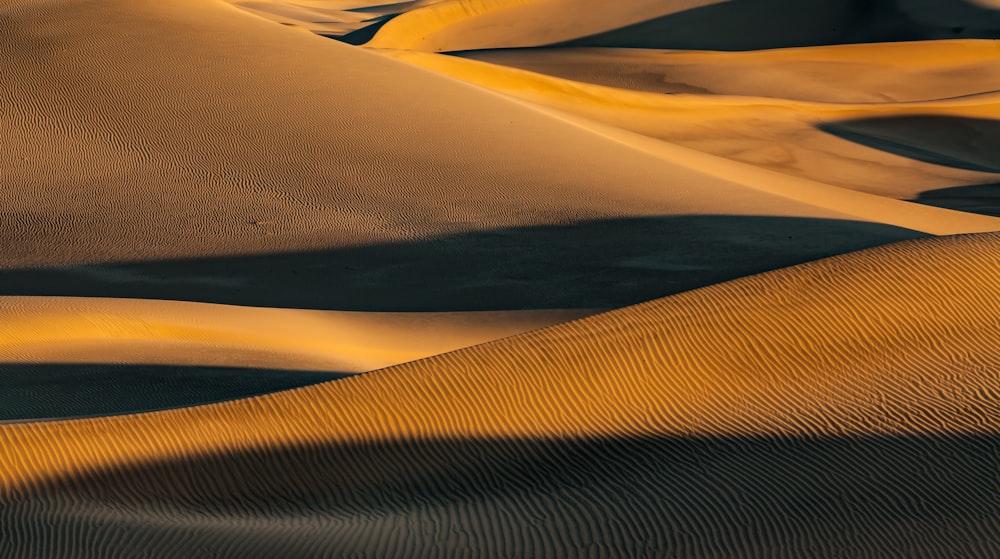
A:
[2, 234, 998, 557]
[3, 0, 1000, 556]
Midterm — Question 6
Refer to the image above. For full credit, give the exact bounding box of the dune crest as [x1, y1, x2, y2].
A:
[382, 47, 1000, 203]
[365, 0, 1000, 52]
[0, 297, 594, 372]
[3, 232, 998, 485]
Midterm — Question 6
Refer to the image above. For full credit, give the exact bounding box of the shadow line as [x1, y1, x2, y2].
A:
[558, 0, 1000, 51]
[0, 216, 923, 311]
[2, 431, 997, 557]
[909, 183, 1000, 217]
[819, 115, 1000, 174]
[0, 363, 345, 421]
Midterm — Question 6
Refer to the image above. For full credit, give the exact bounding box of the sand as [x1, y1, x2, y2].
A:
[383, 45, 1000, 202]
[3, 0, 999, 556]
[2, 234, 998, 556]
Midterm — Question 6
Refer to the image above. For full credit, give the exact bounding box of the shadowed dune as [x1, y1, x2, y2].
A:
[363, 0, 1000, 53]
[0, 216, 924, 311]
[910, 183, 1000, 216]
[459, 41, 1000, 103]
[0, 364, 344, 421]
[3, 433, 997, 558]
[1, 233, 997, 557]
[819, 115, 1000, 174]
[562, 0, 1000, 51]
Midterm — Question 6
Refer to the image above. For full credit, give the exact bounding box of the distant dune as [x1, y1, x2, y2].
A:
[361, 0, 1000, 52]
[3, 0, 999, 556]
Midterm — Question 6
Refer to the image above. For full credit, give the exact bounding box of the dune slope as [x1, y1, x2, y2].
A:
[365, 0, 1000, 52]
[3, 0, 971, 312]
[460, 41, 1000, 104]
[383, 47, 1000, 202]
[1, 233, 998, 557]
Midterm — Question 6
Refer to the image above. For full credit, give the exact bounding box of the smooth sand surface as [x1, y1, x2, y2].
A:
[0, 297, 592, 373]
[8, 0, 988, 314]
[0, 296, 590, 420]
[364, 0, 1000, 52]
[4, 0, 1000, 556]
[461, 41, 1000, 104]
[384, 46, 1000, 201]
[2, 234, 998, 556]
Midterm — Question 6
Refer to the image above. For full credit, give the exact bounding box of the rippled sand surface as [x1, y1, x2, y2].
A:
[2, 0, 998, 556]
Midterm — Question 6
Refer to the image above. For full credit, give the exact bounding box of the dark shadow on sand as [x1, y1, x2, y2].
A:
[558, 0, 1000, 51]
[819, 115, 1000, 174]
[0, 216, 923, 311]
[0, 363, 345, 421]
[909, 183, 1000, 218]
[3, 431, 996, 557]
[330, 13, 400, 45]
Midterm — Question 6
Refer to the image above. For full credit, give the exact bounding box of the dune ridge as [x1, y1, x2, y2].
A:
[0, 296, 592, 372]
[381, 48, 1000, 203]
[3, 0, 936, 271]
[460, 40, 1000, 103]
[364, 0, 1000, 52]
[2, 234, 998, 556]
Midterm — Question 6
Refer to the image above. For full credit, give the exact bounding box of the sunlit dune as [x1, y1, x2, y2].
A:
[382, 47, 1000, 201]
[0, 296, 592, 372]
[363, 0, 1000, 52]
[2, 234, 998, 556]
[461, 41, 1000, 103]
[0, 297, 590, 420]
[4, 0, 1000, 556]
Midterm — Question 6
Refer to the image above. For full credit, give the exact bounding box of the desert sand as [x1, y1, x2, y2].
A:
[1, 0, 998, 557]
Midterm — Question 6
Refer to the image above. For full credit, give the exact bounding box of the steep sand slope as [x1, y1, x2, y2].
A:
[2, 234, 998, 557]
[383, 48, 1000, 201]
[6, 0, 987, 312]
[365, 0, 1000, 52]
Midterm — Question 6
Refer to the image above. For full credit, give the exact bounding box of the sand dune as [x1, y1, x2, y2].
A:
[2, 234, 998, 556]
[383, 46, 1000, 201]
[461, 40, 1000, 103]
[0, 296, 589, 372]
[6, 0, 982, 312]
[364, 0, 1000, 52]
[0, 297, 587, 420]
[5, 0, 1000, 556]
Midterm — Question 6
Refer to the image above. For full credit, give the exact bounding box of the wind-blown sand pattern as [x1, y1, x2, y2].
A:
[2, 0, 999, 557]
[2, 234, 999, 557]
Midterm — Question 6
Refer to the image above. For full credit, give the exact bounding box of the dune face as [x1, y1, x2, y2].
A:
[3, 0, 999, 557]
[2, 235, 999, 557]
[361, 0, 1000, 52]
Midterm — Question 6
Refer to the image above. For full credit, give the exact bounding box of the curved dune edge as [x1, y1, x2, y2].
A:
[363, 0, 828, 52]
[2, 233, 998, 494]
[460, 40, 1000, 103]
[0, 297, 595, 372]
[4, 0, 933, 275]
[365, 0, 1000, 52]
[379, 48, 1000, 210]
